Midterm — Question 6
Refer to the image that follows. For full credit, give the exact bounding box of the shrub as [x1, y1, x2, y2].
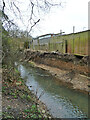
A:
[24, 41, 29, 49]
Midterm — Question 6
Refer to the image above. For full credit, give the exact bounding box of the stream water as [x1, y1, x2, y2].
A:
[17, 63, 88, 118]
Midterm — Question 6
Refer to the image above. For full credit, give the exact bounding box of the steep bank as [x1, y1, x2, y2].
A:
[24, 50, 90, 93]
[2, 51, 52, 119]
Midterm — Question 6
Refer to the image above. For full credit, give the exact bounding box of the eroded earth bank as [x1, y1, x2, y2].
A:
[24, 49, 90, 94]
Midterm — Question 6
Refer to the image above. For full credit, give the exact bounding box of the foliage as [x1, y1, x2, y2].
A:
[24, 41, 29, 49]
[24, 104, 42, 119]
[2, 26, 25, 66]
[2, 23, 50, 120]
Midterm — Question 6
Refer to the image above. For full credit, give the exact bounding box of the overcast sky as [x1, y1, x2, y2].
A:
[30, 0, 89, 37]
[4, 0, 89, 37]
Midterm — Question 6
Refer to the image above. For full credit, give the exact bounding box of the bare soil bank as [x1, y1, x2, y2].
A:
[24, 50, 90, 93]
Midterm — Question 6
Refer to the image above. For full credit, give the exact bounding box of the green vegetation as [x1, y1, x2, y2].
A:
[24, 41, 29, 49]
[2, 27, 50, 119]
[23, 104, 42, 119]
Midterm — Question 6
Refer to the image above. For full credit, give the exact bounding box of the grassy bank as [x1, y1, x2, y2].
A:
[2, 27, 52, 119]
[2, 62, 52, 119]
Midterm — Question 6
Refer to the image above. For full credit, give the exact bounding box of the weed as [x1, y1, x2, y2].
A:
[14, 95, 17, 98]
[22, 94, 26, 99]
[2, 89, 5, 93]
[38, 114, 42, 118]
[10, 92, 15, 96]
[17, 78, 24, 85]
[5, 115, 14, 119]
[38, 110, 41, 113]
[26, 115, 30, 118]
[24, 109, 31, 113]
[31, 114, 37, 118]
[14, 68, 19, 73]
[27, 95, 31, 100]
[31, 104, 36, 110]
[7, 106, 11, 109]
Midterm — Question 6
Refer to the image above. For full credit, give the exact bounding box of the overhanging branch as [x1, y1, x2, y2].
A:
[28, 19, 40, 33]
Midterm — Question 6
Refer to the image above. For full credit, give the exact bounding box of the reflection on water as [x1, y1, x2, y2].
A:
[18, 63, 88, 118]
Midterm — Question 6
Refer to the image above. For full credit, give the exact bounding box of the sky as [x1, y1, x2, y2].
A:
[30, 0, 89, 37]
[4, 0, 89, 37]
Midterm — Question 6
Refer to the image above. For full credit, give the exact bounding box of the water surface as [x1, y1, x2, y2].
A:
[17, 63, 88, 118]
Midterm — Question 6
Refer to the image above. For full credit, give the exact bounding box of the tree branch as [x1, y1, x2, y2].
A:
[28, 19, 40, 33]
[2, 0, 5, 12]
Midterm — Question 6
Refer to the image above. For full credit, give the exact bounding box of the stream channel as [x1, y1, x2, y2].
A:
[16, 62, 88, 118]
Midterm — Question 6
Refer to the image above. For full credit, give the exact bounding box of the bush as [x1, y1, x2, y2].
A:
[24, 41, 29, 49]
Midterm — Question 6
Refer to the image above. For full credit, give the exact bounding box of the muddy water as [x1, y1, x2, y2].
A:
[17, 63, 88, 118]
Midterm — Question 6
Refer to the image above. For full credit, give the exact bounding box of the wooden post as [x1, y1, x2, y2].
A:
[65, 40, 68, 53]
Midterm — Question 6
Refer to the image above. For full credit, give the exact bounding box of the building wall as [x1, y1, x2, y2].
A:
[30, 30, 89, 56]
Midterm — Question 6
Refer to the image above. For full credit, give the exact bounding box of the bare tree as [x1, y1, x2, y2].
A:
[1, 0, 63, 34]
